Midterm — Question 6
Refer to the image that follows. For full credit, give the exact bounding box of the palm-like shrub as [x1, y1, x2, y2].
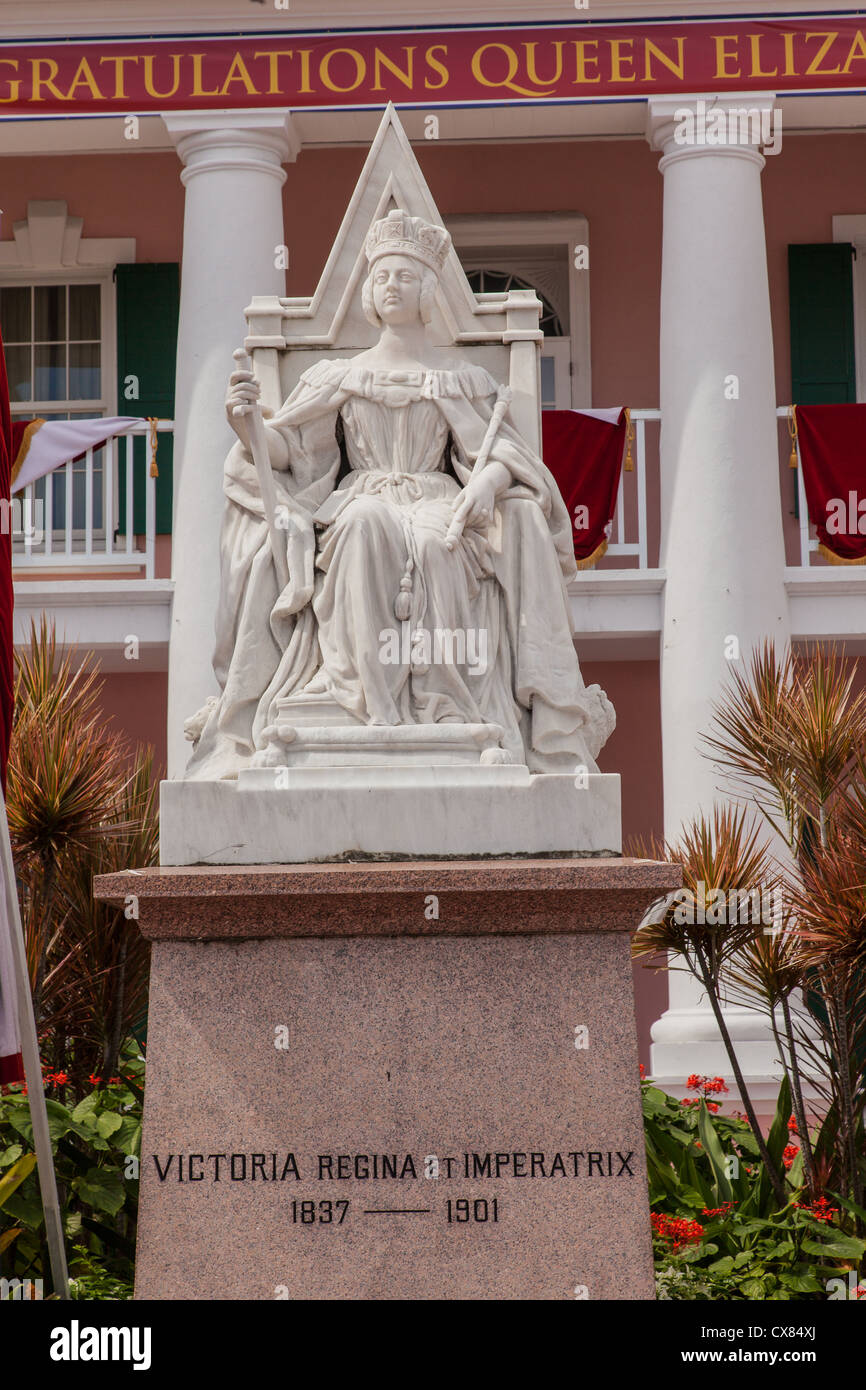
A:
[634, 642, 866, 1227]
[6, 619, 158, 1091]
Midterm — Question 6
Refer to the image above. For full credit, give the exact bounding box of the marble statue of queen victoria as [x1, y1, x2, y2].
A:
[184, 208, 614, 782]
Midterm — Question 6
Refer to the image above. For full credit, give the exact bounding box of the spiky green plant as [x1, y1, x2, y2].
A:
[632, 805, 789, 1206]
[635, 641, 866, 1228]
[6, 618, 158, 1091]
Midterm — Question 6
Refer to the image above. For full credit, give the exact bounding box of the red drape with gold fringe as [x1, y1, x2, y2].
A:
[794, 404, 866, 564]
[541, 408, 628, 569]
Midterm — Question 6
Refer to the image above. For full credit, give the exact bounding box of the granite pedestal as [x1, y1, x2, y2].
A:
[94, 858, 679, 1301]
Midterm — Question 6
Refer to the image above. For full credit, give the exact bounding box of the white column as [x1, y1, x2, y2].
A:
[163, 110, 298, 778]
[646, 96, 791, 1110]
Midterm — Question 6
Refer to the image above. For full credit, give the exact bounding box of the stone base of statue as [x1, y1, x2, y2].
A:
[93, 857, 679, 1301]
[159, 766, 621, 865]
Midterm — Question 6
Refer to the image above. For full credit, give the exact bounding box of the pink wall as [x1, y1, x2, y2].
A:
[0, 152, 184, 263]
[95, 669, 168, 777]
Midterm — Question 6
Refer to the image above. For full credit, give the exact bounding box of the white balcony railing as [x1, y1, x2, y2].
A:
[12, 420, 173, 582]
[7, 408, 852, 582]
[600, 407, 657, 570]
[601, 406, 857, 574]
[778, 405, 832, 571]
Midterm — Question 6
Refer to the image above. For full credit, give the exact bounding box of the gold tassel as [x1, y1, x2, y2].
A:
[575, 539, 609, 570]
[787, 404, 798, 468]
[147, 417, 159, 478]
[623, 407, 634, 472]
[818, 543, 866, 566]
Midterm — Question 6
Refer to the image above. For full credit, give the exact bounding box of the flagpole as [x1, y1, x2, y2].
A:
[0, 788, 68, 1299]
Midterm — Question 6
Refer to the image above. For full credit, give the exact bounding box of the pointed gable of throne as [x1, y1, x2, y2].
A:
[242, 104, 544, 451]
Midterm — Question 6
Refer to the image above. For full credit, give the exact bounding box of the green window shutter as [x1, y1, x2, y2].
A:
[788, 243, 856, 404]
[115, 263, 179, 534]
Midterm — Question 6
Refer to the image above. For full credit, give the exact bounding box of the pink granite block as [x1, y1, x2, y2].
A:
[93, 859, 679, 1300]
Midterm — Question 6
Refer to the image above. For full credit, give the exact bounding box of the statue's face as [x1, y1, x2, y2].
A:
[371, 254, 423, 325]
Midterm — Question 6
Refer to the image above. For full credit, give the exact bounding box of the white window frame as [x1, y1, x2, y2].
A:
[447, 212, 591, 409]
[832, 215, 866, 402]
[2, 269, 116, 421]
[0, 200, 135, 547]
[2, 270, 115, 544]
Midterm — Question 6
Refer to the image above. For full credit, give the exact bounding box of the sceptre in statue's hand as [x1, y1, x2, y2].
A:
[227, 348, 290, 593]
[444, 385, 512, 551]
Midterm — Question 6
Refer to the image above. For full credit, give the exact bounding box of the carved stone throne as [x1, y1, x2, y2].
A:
[240, 106, 547, 778]
[159, 106, 621, 863]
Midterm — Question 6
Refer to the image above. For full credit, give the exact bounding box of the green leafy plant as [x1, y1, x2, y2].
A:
[644, 1075, 866, 1299]
[0, 1045, 142, 1293]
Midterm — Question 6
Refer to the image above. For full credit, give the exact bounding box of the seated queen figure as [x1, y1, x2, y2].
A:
[184, 209, 614, 780]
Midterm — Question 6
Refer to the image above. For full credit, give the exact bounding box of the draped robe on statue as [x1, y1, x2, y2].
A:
[185, 357, 614, 780]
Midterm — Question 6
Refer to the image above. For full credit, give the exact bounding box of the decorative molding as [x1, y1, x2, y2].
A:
[0, 200, 135, 271]
[163, 109, 301, 177]
[646, 92, 777, 165]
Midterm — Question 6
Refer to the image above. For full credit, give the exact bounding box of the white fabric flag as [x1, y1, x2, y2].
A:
[571, 407, 624, 426]
[11, 417, 143, 494]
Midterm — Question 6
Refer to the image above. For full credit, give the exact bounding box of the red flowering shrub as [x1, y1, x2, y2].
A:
[686, 1074, 729, 1096]
[651, 1212, 704, 1252]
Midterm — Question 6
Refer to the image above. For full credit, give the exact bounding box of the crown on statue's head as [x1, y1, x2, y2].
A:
[365, 208, 451, 276]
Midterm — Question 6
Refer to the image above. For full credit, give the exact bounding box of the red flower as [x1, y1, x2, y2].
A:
[651, 1211, 704, 1251]
[639, 1063, 646, 1079]
[701, 1200, 737, 1217]
[795, 1196, 838, 1223]
[706, 1101, 720, 1113]
[685, 1074, 729, 1096]
[783, 1144, 799, 1169]
[787, 1115, 798, 1134]
[50, 1071, 68, 1086]
[87, 1073, 102, 1086]
[108, 1076, 121, 1085]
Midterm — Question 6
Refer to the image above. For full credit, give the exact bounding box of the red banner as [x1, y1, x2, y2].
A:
[4, 18, 866, 113]
[794, 405, 866, 565]
[542, 409, 626, 570]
